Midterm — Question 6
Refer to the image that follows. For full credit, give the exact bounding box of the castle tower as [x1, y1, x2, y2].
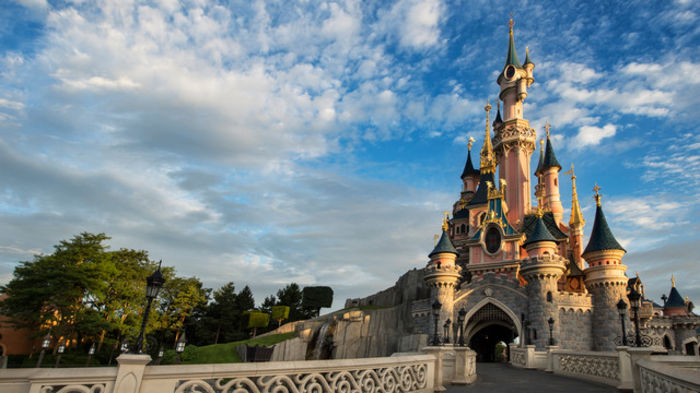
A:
[534, 139, 545, 209]
[564, 164, 586, 269]
[582, 186, 628, 351]
[424, 217, 461, 342]
[520, 214, 567, 348]
[493, 19, 536, 226]
[541, 123, 564, 224]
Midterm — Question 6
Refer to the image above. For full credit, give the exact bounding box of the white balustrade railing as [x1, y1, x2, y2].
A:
[637, 358, 700, 393]
[0, 354, 434, 393]
[551, 349, 619, 386]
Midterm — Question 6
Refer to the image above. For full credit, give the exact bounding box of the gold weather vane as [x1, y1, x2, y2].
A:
[593, 183, 602, 206]
[545, 121, 551, 138]
[442, 211, 450, 231]
[509, 13, 514, 32]
[468, 136, 475, 151]
[563, 163, 575, 180]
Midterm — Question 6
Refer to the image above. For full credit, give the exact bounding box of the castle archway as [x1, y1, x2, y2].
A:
[463, 300, 520, 362]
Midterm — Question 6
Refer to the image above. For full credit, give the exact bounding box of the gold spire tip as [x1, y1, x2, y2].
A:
[508, 13, 514, 32]
[539, 138, 544, 149]
[442, 211, 450, 231]
[468, 136, 475, 151]
[593, 183, 601, 206]
[485, 99, 491, 112]
[544, 121, 551, 138]
[672, 274, 676, 288]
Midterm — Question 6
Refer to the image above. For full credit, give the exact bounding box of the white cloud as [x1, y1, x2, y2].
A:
[571, 124, 616, 149]
[379, 0, 444, 50]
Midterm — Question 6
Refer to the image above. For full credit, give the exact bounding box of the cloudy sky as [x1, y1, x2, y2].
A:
[1, 0, 699, 310]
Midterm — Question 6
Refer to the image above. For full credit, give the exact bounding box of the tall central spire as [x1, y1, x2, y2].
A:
[504, 16, 521, 68]
[565, 164, 585, 228]
[480, 100, 496, 174]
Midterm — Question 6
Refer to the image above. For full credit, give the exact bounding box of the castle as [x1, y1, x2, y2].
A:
[344, 19, 700, 362]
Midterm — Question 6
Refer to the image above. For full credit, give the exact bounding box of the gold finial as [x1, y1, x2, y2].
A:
[468, 136, 475, 151]
[433, 234, 440, 247]
[442, 211, 450, 231]
[544, 121, 551, 138]
[593, 183, 601, 206]
[672, 274, 676, 288]
[508, 13, 514, 33]
[565, 164, 585, 228]
[485, 99, 492, 113]
[636, 272, 640, 278]
[535, 207, 544, 218]
[526, 46, 529, 57]
[539, 138, 544, 149]
[480, 99, 496, 174]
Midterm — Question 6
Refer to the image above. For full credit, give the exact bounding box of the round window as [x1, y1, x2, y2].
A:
[485, 226, 501, 254]
[505, 65, 516, 79]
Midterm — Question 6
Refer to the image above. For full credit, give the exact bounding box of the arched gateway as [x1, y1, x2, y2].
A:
[463, 300, 520, 362]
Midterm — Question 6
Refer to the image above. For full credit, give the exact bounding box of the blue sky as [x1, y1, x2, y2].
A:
[0, 0, 699, 309]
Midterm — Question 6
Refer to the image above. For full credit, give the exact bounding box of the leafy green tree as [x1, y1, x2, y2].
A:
[0, 233, 112, 345]
[209, 282, 240, 344]
[302, 286, 334, 317]
[271, 305, 290, 327]
[155, 276, 208, 347]
[276, 283, 313, 321]
[246, 311, 269, 337]
[260, 295, 277, 314]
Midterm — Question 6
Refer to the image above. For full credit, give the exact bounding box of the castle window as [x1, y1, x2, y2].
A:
[664, 336, 672, 350]
[461, 224, 466, 234]
[485, 226, 501, 254]
[547, 291, 552, 302]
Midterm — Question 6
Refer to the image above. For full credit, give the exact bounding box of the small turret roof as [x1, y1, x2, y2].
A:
[523, 215, 558, 246]
[467, 172, 495, 207]
[504, 20, 522, 68]
[542, 136, 561, 171]
[520, 212, 568, 240]
[524, 46, 533, 65]
[493, 103, 503, 127]
[429, 230, 458, 258]
[583, 196, 625, 254]
[461, 149, 480, 179]
[665, 286, 686, 308]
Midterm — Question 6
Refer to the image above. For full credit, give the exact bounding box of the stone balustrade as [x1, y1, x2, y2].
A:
[0, 354, 435, 393]
[637, 358, 700, 393]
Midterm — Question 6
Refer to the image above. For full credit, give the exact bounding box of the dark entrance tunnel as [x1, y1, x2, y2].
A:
[468, 324, 516, 362]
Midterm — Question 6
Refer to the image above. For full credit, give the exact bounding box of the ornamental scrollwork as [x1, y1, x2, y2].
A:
[559, 354, 619, 381]
[175, 363, 428, 393]
[639, 366, 700, 393]
[40, 384, 108, 393]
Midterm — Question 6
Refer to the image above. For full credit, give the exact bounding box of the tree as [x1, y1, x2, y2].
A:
[302, 286, 334, 317]
[155, 276, 208, 347]
[260, 295, 277, 314]
[276, 283, 312, 321]
[246, 311, 270, 337]
[208, 282, 240, 344]
[271, 305, 290, 327]
[0, 233, 112, 346]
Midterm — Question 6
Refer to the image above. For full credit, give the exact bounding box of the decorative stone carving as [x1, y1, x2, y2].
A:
[40, 385, 108, 393]
[175, 364, 428, 393]
[558, 354, 619, 382]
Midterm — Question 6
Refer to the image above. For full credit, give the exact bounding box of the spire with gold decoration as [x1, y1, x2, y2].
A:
[480, 100, 496, 174]
[564, 164, 585, 229]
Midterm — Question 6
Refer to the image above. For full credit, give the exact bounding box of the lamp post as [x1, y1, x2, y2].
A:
[54, 340, 65, 368]
[134, 263, 166, 353]
[175, 331, 187, 364]
[616, 299, 628, 346]
[628, 288, 642, 347]
[457, 308, 466, 347]
[547, 317, 555, 346]
[443, 318, 451, 344]
[431, 300, 442, 346]
[36, 332, 51, 368]
[86, 343, 96, 367]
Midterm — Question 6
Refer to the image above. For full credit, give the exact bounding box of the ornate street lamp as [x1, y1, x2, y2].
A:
[54, 339, 66, 368]
[175, 331, 187, 364]
[431, 300, 442, 346]
[134, 263, 166, 353]
[36, 332, 51, 368]
[616, 299, 628, 346]
[627, 288, 642, 347]
[457, 308, 466, 347]
[443, 318, 452, 344]
[547, 317, 555, 346]
[86, 342, 96, 367]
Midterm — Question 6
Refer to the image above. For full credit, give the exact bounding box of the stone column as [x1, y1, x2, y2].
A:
[584, 260, 628, 351]
[452, 347, 477, 384]
[113, 354, 151, 393]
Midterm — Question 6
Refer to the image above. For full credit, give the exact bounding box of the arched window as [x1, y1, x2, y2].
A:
[460, 224, 466, 235]
[663, 336, 672, 350]
[546, 291, 552, 302]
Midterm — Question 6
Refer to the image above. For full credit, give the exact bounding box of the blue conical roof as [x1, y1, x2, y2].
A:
[542, 137, 561, 171]
[583, 201, 625, 254]
[493, 105, 502, 127]
[461, 149, 480, 179]
[429, 230, 458, 258]
[665, 286, 686, 308]
[535, 142, 544, 176]
[523, 215, 558, 246]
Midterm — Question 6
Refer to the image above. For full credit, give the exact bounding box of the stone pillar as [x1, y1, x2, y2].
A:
[113, 354, 151, 393]
[422, 347, 446, 392]
[452, 347, 476, 384]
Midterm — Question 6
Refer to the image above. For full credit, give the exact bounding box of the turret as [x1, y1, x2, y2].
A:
[663, 275, 692, 316]
[582, 186, 628, 351]
[520, 213, 566, 348]
[424, 216, 461, 343]
[541, 123, 564, 224]
[461, 137, 480, 194]
[564, 164, 585, 269]
[493, 18, 536, 226]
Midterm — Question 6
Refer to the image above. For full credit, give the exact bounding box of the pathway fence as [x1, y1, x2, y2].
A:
[510, 344, 700, 392]
[0, 354, 435, 393]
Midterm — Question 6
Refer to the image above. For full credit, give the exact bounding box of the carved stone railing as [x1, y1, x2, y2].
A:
[143, 355, 434, 393]
[637, 358, 700, 393]
[551, 350, 619, 386]
[0, 354, 433, 393]
[509, 346, 526, 367]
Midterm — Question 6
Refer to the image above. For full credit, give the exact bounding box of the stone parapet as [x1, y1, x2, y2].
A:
[558, 291, 593, 311]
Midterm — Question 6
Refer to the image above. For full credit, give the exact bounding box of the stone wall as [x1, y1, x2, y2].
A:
[558, 308, 593, 350]
[587, 281, 628, 351]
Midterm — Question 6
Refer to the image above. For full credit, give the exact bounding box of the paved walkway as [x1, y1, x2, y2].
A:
[446, 363, 618, 393]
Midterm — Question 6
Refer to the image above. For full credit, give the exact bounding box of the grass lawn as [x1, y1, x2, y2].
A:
[164, 332, 297, 364]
